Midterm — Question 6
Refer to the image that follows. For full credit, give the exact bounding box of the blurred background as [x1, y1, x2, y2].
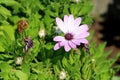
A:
[91, 0, 120, 76]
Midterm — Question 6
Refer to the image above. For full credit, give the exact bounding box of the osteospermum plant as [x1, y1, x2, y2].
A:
[0, 0, 120, 80]
[53, 15, 89, 52]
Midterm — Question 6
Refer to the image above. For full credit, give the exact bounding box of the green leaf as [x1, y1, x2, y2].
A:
[82, 16, 93, 25]
[0, 62, 12, 79]
[29, 74, 38, 80]
[79, 4, 93, 15]
[112, 76, 120, 80]
[0, 0, 21, 7]
[69, 53, 74, 65]
[1, 25, 15, 41]
[0, 43, 4, 52]
[0, 72, 9, 80]
[0, 62, 12, 72]
[44, 14, 52, 27]
[95, 61, 110, 75]
[62, 57, 68, 68]
[109, 52, 120, 66]
[53, 65, 60, 75]
[63, 4, 69, 15]
[22, 63, 30, 77]
[38, 73, 46, 80]
[95, 42, 106, 58]
[0, 5, 11, 19]
[70, 4, 82, 15]
[8, 16, 20, 24]
[15, 70, 28, 80]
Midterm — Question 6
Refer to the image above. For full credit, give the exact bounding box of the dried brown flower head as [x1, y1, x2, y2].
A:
[18, 19, 28, 33]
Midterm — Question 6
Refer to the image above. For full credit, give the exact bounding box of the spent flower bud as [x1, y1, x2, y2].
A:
[15, 57, 23, 65]
[18, 19, 28, 33]
[24, 37, 33, 53]
[59, 70, 67, 80]
[38, 29, 46, 38]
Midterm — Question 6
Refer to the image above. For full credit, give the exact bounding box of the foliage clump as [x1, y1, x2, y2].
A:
[0, 0, 120, 80]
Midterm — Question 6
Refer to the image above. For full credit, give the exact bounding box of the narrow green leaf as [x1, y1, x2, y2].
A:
[15, 70, 28, 80]
[0, 5, 11, 19]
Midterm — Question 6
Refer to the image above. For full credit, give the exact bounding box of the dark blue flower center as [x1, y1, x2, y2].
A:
[65, 33, 73, 40]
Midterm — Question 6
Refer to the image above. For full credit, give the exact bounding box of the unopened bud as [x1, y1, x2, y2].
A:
[73, 0, 79, 3]
[38, 29, 46, 38]
[92, 59, 95, 62]
[16, 57, 23, 65]
[59, 70, 67, 80]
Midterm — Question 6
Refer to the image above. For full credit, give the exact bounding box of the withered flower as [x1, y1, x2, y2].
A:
[18, 19, 28, 33]
[24, 37, 33, 53]
[79, 43, 90, 54]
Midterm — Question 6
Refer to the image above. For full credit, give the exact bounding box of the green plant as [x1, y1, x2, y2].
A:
[0, 0, 120, 80]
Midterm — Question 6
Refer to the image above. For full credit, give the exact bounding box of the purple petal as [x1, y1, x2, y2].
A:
[68, 15, 74, 32]
[59, 40, 66, 46]
[53, 36, 65, 42]
[56, 18, 67, 33]
[68, 41, 76, 48]
[74, 17, 82, 27]
[74, 32, 90, 39]
[71, 26, 81, 34]
[79, 39, 88, 44]
[64, 15, 68, 24]
[68, 15, 74, 21]
[64, 41, 71, 52]
[71, 39, 81, 45]
[54, 43, 61, 50]
[79, 24, 89, 33]
[25, 45, 28, 52]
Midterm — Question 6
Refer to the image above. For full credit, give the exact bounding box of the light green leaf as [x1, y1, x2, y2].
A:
[0, 44, 4, 52]
[1, 26, 15, 41]
[62, 57, 68, 67]
[0, 62, 12, 72]
[70, 4, 82, 15]
[112, 76, 120, 80]
[0, 62, 12, 79]
[15, 70, 28, 80]
[22, 63, 30, 77]
[79, 4, 93, 15]
[29, 74, 38, 80]
[0, 5, 11, 19]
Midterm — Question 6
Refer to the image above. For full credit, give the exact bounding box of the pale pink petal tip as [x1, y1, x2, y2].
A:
[80, 24, 89, 31]
[74, 17, 82, 27]
[68, 15, 74, 21]
[54, 43, 61, 50]
[53, 36, 64, 42]
[64, 42, 71, 52]
[64, 15, 68, 23]
[79, 39, 88, 44]
[56, 18, 63, 27]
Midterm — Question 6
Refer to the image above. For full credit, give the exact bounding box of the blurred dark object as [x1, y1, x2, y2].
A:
[100, 0, 120, 47]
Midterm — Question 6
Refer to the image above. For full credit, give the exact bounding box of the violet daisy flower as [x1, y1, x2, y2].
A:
[53, 15, 89, 52]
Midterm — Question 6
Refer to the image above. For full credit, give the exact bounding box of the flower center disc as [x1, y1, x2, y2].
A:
[65, 33, 73, 40]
